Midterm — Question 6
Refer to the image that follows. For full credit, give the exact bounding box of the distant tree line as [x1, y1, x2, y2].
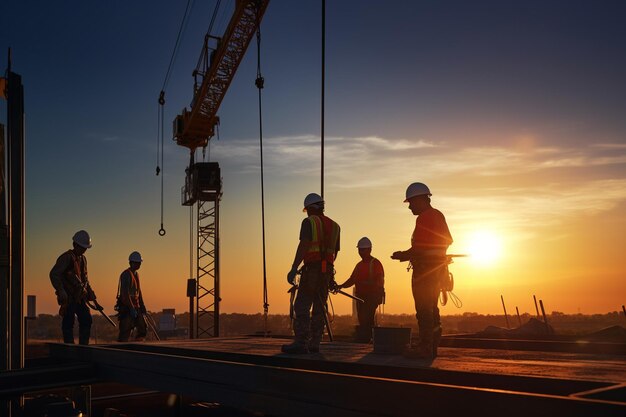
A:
[26, 310, 625, 343]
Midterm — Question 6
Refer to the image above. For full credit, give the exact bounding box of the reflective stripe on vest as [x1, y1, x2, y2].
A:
[356, 258, 377, 286]
[126, 268, 141, 307]
[303, 215, 339, 265]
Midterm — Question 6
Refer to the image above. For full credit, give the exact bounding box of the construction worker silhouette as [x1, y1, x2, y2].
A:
[283, 193, 340, 354]
[115, 251, 148, 342]
[338, 237, 385, 343]
[391, 183, 453, 360]
[49, 230, 99, 345]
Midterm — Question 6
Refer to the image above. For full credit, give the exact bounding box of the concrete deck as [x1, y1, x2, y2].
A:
[41, 336, 625, 417]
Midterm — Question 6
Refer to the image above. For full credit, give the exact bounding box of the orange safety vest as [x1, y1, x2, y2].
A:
[124, 268, 141, 307]
[303, 214, 340, 270]
[353, 258, 384, 295]
[62, 250, 89, 301]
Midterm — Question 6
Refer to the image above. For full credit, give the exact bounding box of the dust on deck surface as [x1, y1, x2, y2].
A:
[122, 336, 625, 383]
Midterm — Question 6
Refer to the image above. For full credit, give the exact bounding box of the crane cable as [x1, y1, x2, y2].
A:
[155, 0, 195, 236]
[157, 96, 165, 236]
[321, 0, 325, 198]
[255, 7, 269, 335]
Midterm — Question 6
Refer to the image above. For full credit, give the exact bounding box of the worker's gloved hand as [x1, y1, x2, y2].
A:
[94, 300, 103, 311]
[56, 290, 68, 305]
[287, 267, 298, 285]
[391, 251, 407, 261]
[130, 307, 138, 319]
[140, 305, 147, 314]
[329, 280, 339, 292]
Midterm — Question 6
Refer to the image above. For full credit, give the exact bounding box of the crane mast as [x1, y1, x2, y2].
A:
[173, 0, 270, 151]
[173, 0, 269, 338]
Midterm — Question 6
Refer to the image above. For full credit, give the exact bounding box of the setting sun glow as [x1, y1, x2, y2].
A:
[467, 230, 503, 266]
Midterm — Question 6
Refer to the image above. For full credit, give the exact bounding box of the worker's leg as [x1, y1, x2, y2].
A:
[61, 303, 77, 344]
[433, 301, 442, 357]
[355, 297, 376, 342]
[76, 303, 93, 345]
[409, 273, 438, 359]
[282, 265, 316, 353]
[117, 313, 134, 342]
[309, 273, 329, 352]
[135, 315, 148, 341]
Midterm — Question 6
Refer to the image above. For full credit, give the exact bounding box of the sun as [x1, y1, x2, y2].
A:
[466, 230, 503, 265]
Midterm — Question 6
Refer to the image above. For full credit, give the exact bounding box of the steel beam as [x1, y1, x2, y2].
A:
[7, 70, 24, 372]
[49, 344, 626, 417]
[110, 343, 613, 397]
[0, 362, 97, 398]
[440, 336, 626, 355]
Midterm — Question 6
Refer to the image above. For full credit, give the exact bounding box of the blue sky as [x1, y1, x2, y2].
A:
[2, 1, 626, 315]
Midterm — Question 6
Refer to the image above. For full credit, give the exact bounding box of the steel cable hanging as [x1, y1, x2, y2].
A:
[321, 0, 325, 198]
[155, 0, 195, 236]
[255, 12, 270, 335]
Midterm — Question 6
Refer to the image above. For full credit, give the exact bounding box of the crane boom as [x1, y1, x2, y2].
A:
[173, 0, 270, 151]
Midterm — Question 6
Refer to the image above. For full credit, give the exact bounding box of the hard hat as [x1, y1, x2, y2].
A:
[129, 251, 143, 263]
[357, 237, 372, 249]
[404, 182, 431, 202]
[72, 230, 92, 249]
[303, 192, 324, 212]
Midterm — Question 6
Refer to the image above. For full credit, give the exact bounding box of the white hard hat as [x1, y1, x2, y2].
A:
[129, 251, 143, 263]
[357, 237, 372, 249]
[404, 182, 431, 202]
[72, 230, 92, 249]
[303, 192, 324, 212]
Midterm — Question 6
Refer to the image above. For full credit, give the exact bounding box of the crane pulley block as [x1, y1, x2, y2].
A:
[182, 162, 222, 206]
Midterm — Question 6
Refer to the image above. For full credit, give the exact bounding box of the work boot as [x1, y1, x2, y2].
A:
[78, 327, 91, 345]
[402, 343, 434, 360]
[62, 328, 75, 344]
[281, 341, 309, 354]
[354, 325, 372, 343]
[307, 343, 320, 353]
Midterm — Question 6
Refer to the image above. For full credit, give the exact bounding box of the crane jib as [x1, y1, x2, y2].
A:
[174, 0, 270, 152]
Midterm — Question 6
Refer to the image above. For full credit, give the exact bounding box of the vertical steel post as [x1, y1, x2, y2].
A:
[539, 299, 549, 332]
[515, 306, 522, 327]
[186, 278, 196, 339]
[500, 295, 510, 329]
[1, 123, 8, 374]
[0, 122, 9, 417]
[533, 295, 540, 318]
[7, 69, 24, 372]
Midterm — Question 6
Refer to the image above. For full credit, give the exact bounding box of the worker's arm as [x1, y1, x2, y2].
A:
[49, 253, 71, 304]
[138, 289, 146, 313]
[288, 218, 313, 284]
[391, 249, 411, 262]
[287, 239, 311, 284]
[83, 258, 96, 301]
[291, 239, 311, 271]
[338, 275, 354, 289]
[338, 263, 358, 289]
[118, 273, 133, 308]
[118, 273, 139, 318]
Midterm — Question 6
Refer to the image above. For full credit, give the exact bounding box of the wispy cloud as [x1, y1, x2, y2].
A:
[210, 135, 626, 241]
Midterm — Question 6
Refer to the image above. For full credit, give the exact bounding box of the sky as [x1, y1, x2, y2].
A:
[2, 0, 625, 318]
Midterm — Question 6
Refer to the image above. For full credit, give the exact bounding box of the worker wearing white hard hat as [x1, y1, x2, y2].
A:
[391, 182, 453, 360]
[282, 192, 341, 354]
[49, 230, 99, 345]
[116, 251, 148, 342]
[302, 192, 324, 212]
[337, 237, 385, 342]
